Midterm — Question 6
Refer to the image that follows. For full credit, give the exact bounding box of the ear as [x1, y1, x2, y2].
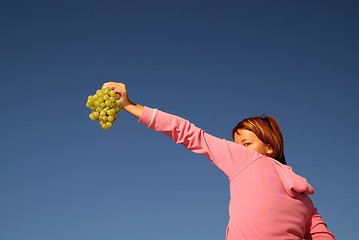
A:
[266, 145, 274, 156]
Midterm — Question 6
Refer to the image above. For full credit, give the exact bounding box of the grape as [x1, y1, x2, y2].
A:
[85, 87, 123, 130]
[89, 113, 96, 120]
[105, 100, 112, 106]
[115, 100, 122, 107]
[104, 88, 110, 95]
[93, 112, 100, 119]
[107, 109, 115, 116]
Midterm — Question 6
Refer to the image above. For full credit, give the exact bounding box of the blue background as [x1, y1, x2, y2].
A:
[1, 1, 358, 239]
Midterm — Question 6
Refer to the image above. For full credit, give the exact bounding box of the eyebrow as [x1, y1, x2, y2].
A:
[237, 138, 249, 143]
[234, 133, 251, 143]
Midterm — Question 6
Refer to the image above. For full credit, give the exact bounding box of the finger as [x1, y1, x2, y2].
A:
[102, 82, 115, 90]
[102, 82, 109, 89]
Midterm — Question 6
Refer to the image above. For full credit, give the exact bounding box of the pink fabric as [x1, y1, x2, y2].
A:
[139, 107, 335, 240]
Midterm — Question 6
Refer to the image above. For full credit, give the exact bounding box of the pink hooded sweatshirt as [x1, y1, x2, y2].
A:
[139, 107, 335, 240]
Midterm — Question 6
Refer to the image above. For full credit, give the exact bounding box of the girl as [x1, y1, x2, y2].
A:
[102, 82, 335, 240]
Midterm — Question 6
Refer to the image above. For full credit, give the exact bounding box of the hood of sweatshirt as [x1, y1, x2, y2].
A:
[272, 161, 314, 197]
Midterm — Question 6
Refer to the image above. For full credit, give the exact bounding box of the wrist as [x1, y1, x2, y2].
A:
[121, 98, 133, 109]
[123, 102, 144, 119]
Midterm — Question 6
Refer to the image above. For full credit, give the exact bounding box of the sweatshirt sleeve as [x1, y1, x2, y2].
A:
[138, 106, 262, 178]
[304, 208, 335, 240]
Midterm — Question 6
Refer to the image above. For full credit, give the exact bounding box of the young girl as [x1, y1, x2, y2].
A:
[102, 82, 335, 240]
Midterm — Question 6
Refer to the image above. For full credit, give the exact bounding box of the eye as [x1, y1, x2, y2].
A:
[243, 143, 251, 146]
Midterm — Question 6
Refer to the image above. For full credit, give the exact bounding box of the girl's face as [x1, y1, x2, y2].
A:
[233, 129, 273, 156]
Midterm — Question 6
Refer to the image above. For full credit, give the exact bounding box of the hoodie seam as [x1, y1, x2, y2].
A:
[229, 156, 264, 181]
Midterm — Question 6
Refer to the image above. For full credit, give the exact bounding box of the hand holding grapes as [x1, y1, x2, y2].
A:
[101, 82, 144, 119]
[86, 82, 144, 130]
[102, 82, 132, 108]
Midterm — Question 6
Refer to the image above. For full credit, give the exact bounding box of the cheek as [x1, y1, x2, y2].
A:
[244, 144, 257, 152]
[249, 144, 267, 155]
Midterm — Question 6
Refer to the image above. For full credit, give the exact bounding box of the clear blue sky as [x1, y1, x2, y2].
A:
[1, 1, 358, 239]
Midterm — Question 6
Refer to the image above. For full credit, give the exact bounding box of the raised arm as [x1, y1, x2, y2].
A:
[101, 82, 262, 178]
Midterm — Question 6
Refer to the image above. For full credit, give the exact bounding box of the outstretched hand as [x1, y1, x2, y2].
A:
[102, 82, 144, 119]
[102, 82, 132, 108]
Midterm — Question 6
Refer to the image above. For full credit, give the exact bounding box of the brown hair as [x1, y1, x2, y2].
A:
[231, 115, 286, 165]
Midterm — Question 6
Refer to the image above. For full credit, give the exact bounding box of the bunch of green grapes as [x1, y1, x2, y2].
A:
[86, 87, 123, 130]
